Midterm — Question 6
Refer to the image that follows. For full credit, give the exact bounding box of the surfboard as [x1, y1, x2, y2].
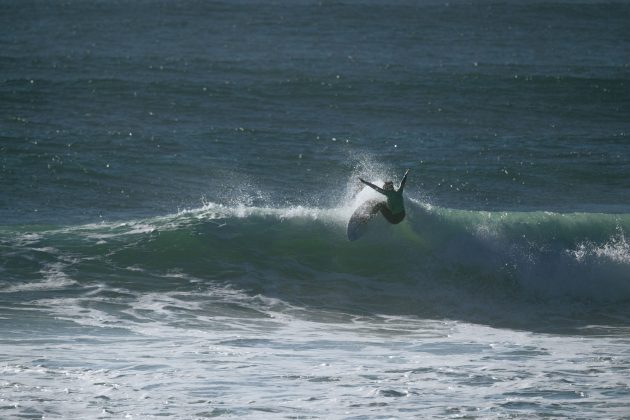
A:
[347, 199, 383, 241]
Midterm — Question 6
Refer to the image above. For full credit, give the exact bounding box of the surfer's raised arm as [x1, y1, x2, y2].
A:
[398, 169, 410, 191]
[359, 178, 386, 195]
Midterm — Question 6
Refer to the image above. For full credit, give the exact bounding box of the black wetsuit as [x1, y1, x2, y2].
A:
[359, 170, 409, 224]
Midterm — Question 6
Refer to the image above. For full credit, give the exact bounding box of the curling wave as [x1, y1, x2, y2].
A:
[3, 197, 629, 311]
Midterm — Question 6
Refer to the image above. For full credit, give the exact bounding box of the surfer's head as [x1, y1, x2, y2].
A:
[383, 181, 394, 191]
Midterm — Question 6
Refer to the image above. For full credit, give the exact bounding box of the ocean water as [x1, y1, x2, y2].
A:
[2, 0, 630, 418]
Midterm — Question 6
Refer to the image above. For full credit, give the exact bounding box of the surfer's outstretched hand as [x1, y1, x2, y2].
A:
[359, 177, 374, 188]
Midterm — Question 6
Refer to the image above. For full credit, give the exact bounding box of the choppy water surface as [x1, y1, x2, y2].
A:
[2, 0, 629, 418]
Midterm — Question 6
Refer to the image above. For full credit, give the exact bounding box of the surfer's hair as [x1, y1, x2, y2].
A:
[383, 181, 394, 190]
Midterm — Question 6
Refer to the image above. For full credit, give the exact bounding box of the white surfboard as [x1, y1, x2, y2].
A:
[347, 199, 383, 241]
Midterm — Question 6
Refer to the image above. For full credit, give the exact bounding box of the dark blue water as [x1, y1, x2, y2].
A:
[2, 1, 630, 418]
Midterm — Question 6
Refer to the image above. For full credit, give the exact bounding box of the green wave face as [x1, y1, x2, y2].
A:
[2, 200, 629, 323]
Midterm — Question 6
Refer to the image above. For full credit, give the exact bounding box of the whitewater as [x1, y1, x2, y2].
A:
[3, 0, 630, 417]
[2, 184, 630, 418]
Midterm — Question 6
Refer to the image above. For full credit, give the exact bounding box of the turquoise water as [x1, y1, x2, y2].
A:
[2, 0, 630, 418]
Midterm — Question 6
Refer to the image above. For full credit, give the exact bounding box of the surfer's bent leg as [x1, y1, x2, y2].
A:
[380, 206, 405, 224]
[369, 201, 386, 216]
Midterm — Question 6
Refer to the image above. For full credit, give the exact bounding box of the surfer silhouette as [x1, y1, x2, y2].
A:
[359, 169, 409, 224]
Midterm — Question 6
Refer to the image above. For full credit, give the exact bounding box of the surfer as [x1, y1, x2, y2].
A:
[359, 169, 409, 224]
